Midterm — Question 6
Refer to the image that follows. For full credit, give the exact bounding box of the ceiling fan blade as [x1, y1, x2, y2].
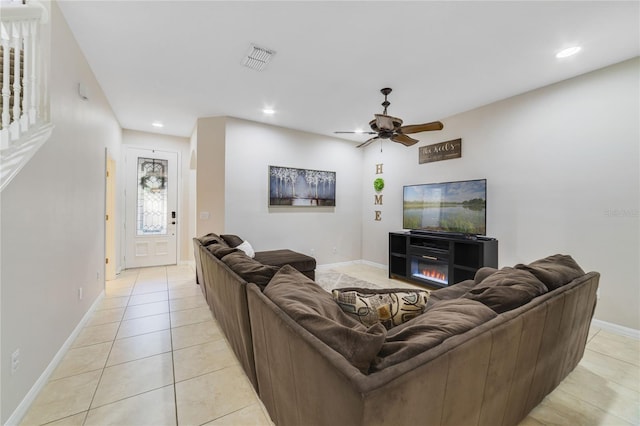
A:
[356, 137, 379, 148]
[390, 133, 419, 146]
[334, 131, 377, 134]
[399, 121, 444, 134]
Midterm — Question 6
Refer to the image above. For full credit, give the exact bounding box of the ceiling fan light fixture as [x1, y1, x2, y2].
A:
[242, 44, 276, 71]
[375, 114, 402, 131]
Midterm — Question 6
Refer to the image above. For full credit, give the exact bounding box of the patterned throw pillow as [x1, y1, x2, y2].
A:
[332, 288, 430, 329]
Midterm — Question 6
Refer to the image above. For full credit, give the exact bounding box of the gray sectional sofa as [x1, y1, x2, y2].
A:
[194, 233, 599, 426]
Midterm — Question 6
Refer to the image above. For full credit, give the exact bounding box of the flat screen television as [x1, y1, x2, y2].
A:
[403, 179, 487, 236]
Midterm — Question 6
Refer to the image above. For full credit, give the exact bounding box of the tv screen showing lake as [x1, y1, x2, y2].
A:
[403, 179, 487, 234]
[403, 206, 486, 234]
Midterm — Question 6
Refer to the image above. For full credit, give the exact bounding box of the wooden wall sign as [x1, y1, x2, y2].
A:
[374, 163, 383, 221]
[419, 138, 462, 164]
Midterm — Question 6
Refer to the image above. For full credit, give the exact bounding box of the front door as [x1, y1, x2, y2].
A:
[125, 147, 178, 268]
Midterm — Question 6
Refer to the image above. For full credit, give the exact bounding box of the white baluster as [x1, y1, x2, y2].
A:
[11, 20, 22, 141]
[28, 18, 37, 125]
[20, 18, 30, 132]
[1, 26, 10, 149]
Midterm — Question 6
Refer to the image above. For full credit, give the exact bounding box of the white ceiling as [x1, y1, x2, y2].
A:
[57, 1, 639, 142]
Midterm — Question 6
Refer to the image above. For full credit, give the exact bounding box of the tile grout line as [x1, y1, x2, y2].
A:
[554, 382, 637, 425]
[585, 345, 640, 368]
[80, 269, 139, 426]
[166, 267, 181, 426]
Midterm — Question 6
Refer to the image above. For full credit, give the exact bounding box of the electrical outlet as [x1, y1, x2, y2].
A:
[11, 349, 20, 374]
[96, 271, 100, 281]
[78, 287, 83, 301]
[332, 247, 337, 254]
[310, 248, 315, 256]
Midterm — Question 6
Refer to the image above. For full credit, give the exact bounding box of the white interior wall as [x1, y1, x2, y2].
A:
[224, 118, 363, 265]
[0, 2, 122, 421]
[121, 129, 191, 264]
[361, 58, 640, 329]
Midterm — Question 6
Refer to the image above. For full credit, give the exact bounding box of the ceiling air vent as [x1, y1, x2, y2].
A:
[242, 44, 276, 71]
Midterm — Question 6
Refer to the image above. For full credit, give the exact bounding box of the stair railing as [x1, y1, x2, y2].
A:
[0, 0, 53, 192]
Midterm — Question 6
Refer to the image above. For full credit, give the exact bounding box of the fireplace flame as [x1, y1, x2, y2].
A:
[421, 269, 447, 282]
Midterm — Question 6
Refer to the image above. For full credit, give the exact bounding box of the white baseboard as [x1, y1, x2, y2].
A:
[5, 291, 106, 426]
[359, 259, 387, 270]
[316, 260, 358, 270]
[591, 319, 640, 340]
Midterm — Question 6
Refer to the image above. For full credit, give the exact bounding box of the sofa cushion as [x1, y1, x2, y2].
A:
[206, 244, 239, 259]
[463, 267, 548, 313]
[221, 251, 280, 289]
[514, 254, 585, 290]
[264, 265, 386, 374]
[372, 298, 497, 371]
[199, 233, 226, 247]
[221, 234, 244, 248]
[253, 249, 316, 272]
[332, 288, 430, 330]
[429, 279, 475, 303]
[474, 267, 499, 284]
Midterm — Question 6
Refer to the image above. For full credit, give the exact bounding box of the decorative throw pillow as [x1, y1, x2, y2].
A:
[332, 288, 430, 330]
[221, 234, 244, 248]
[514, 254, 585, 290]
[206, 244, 239, 259]
[462, 267, 548, 313]
[236, 240, 255, 258]
[199, 233, 225, 247]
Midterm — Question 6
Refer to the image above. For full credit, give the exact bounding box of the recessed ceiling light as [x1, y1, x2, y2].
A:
[354, 128, 364, 134]
[556, 46, 581, 59]
[152, 121, 164, 128]
[262, 108, 275, 115]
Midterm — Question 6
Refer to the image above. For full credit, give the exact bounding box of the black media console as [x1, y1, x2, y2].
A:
[389, 231, 498, 288]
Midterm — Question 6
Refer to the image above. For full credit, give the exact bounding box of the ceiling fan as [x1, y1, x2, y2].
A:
[335, 88, 444, 148]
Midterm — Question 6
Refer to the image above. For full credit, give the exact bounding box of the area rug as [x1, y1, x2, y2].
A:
[315, 270, 384, 293]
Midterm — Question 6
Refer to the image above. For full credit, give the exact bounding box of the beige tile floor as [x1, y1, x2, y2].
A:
[20, 265, 273, 426]
[20, 263, 640, 426]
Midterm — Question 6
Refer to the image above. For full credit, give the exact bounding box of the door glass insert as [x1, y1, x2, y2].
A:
[136, 157, 168, 235]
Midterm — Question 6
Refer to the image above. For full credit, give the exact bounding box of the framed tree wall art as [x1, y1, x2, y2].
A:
[269, 165, 336, 207]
